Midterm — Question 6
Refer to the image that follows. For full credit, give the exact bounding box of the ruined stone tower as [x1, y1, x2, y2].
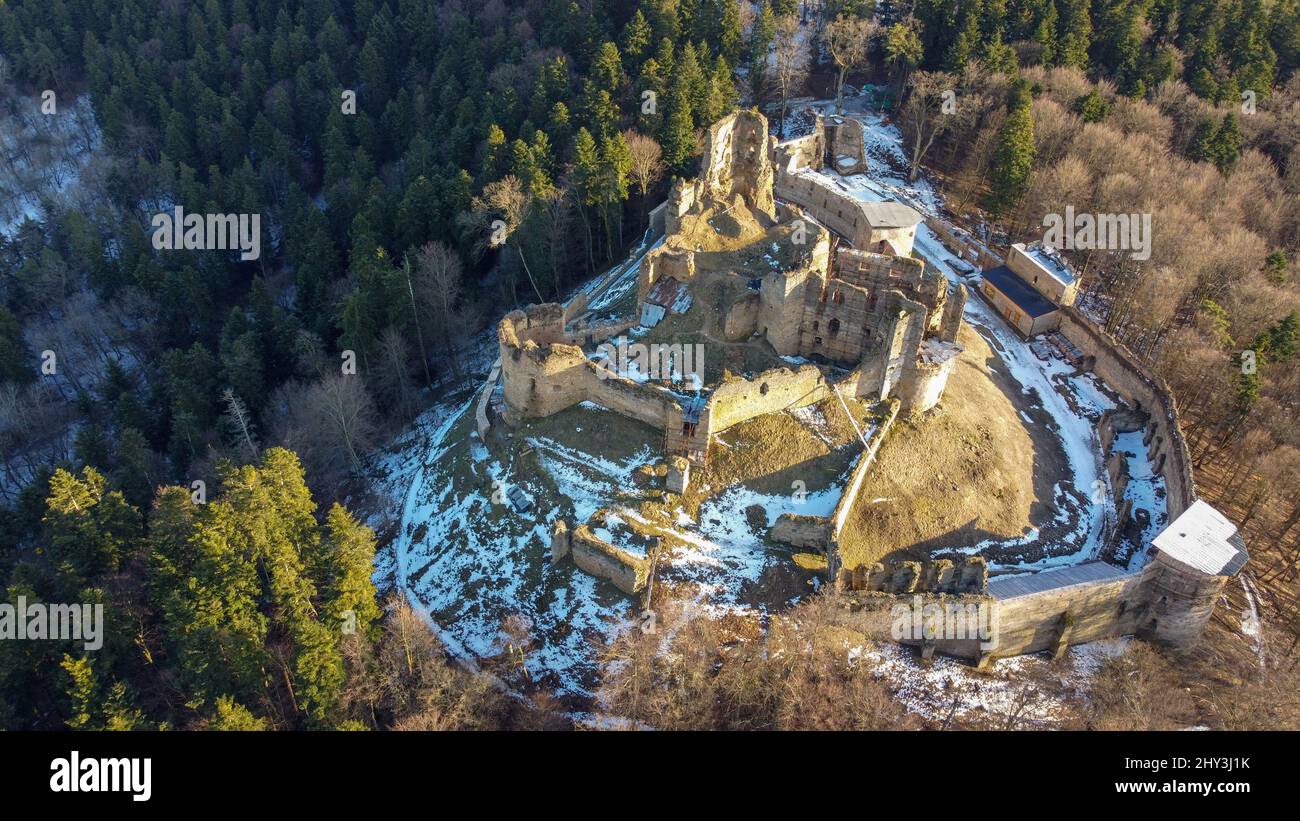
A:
[1135, 500, 1249, 648]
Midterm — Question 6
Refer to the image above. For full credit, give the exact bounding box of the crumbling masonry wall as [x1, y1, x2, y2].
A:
[550, 520, 650, 596]
[837, 556, 990, 595]
[822, 114, 867, 176]
[699, 109, 776, 218]
[498, 306, 681, 428]
[708, 364, 829, 434]
[636, 245, 697, 306]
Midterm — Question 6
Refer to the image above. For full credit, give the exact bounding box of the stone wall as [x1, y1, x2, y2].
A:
[770, 513, 832, 550]
[830, 399, 899, 541]
[567, 316, 641, 346]
[988, 573, 1145, 659]
[822, 114, 867, 175]
[838, 555, 989, 595]
[895, 353, 957, 413]
[774, 171, 874, 249]
[1056, 306, 1195, 519]
[775, 132, 823, 176]
[758, 228, 828, 355]
[501, 338, 593, 419]
[923, 216, 1003, 270]
[637, 245, 697, 306]
[1139, 551, 1230, 648]
[723, 292, 761, 340]
[700, 109, 776, 218]
[551, 521, 650, 595]
[707, 364, 829, 433]
[498, 305, 683, 428]
[939, 283, 967, 342]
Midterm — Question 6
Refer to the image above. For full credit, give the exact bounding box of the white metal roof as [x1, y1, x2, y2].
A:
[1152, 500, 1249, 576]
[859, 201, 923, 229]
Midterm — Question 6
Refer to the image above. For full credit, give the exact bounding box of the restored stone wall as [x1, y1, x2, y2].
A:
[1138, 551, 1229, 648]
[774, 172, 874, 249]
[988, 574, 1145, 659]
[845, 555, 1229, 662]
[865, 224, 918, 258]
[1057, 306, 1195, 519]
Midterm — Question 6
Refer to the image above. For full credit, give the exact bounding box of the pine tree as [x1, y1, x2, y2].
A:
[319, 504, 383, 640]
[621, 10, 653, 63]
[1054, 0, 1092, 69]
[987, 80, 1036, 218]
[661, 102, 696, 173]
[42, 467, 142, 580]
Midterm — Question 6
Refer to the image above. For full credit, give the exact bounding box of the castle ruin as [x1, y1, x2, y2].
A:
[486, 109, 1246, 665]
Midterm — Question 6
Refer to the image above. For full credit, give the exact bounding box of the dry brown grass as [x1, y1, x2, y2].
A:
[837, 322, 1056, 569]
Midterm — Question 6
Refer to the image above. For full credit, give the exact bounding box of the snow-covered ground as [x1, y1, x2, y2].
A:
[375, 389, 853, 695]
[855, 637, 1130, 727]
[1, 95, 100, 239]
[1109, 429, 1167, 569]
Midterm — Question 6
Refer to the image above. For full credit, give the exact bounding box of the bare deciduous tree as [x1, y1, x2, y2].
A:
[623, 129, 664, 207]
[412, 240, 475, 384]
[900, 71, 959, 182]
[458, 175, 544, 305]
[769, 15, 810, 139]
[268, 373, 378, 490]
[823, 14, 878, 114]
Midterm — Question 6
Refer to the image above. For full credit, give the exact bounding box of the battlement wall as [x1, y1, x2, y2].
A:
[1057, 306, 1196, 519]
